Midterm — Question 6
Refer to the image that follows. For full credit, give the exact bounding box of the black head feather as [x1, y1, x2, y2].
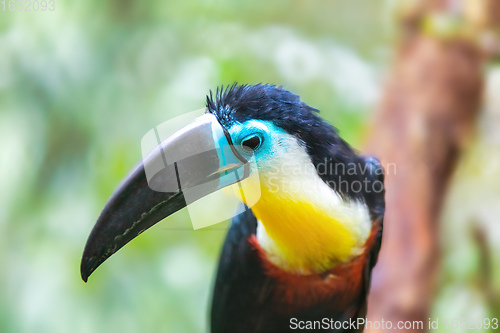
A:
[206, 83, 384, 216]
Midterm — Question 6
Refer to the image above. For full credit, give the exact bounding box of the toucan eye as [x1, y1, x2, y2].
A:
[241, 135, 262, 152]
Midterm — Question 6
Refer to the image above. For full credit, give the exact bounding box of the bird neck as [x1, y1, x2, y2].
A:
[243, 159, 371, 274]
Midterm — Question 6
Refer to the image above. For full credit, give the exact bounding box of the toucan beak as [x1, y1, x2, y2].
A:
[81, 114, 248, 282]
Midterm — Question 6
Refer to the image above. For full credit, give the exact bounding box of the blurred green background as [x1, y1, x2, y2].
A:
[0, 1, 498, 333]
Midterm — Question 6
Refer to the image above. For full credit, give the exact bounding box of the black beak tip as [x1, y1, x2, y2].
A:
[81, 271, 89, 283]
[80, 256, 96, 283]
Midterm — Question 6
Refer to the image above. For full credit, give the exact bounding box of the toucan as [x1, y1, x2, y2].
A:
[81, 84, 385, 333]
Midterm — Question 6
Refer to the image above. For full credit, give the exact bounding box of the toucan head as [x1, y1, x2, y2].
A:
[81, 84, 383, 280]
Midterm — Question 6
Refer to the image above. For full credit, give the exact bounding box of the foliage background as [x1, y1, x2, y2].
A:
[0, 1, 498, 332]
